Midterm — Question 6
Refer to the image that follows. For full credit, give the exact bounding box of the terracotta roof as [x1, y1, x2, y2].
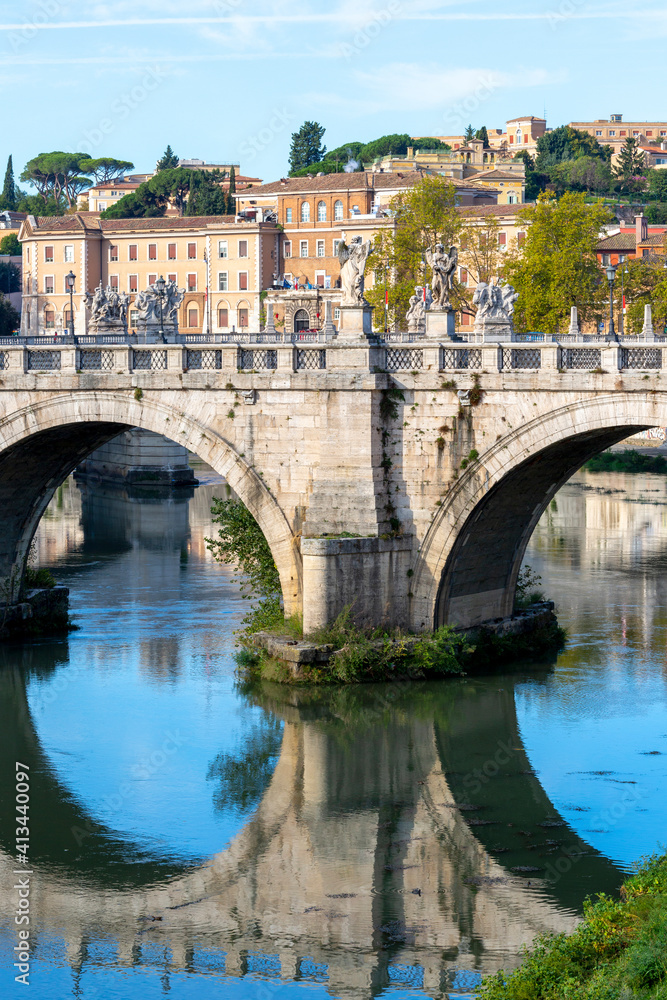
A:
[638, 233, 667, 247]
[506, 116, 546, 124]
[458, 204, 525, 218]
[596, 232, 636, 250]
[21, 213, 255, 238]
[471, 169, 523, 181]
[240, 173, 374, 196]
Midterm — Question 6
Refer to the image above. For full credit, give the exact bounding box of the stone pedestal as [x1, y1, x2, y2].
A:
[568, 306, 580, 337]
[474, 319, 515, 342]
[336, 304, 374, 341]
[642, 304, 655, 341]
[322, 299, 337, 340]
[424, 308, 455, 340]
[264, 302, 277, 336]
[135, 323, 177, 344]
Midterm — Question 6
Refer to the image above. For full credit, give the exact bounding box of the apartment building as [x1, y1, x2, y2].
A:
[18, 213, 278, 336]
[569, 115, 667, 162]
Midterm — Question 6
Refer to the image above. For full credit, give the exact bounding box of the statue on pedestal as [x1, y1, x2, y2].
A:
[83, 283, 130, 334]
[337, 232, 373, 307]
[134, 280, 185, 340]
[406, 285, 433, 334]
[472, 279, 518, 341]
[425, 244, 458, 310]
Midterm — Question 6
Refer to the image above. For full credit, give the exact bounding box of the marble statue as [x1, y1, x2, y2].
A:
[337, 232, 373, 307]
[406, 285, 432, 333]
[83, 283, 130, 332]
[133, 280, 185, 342]
[424, 244, 458, 310]
[472, 278, 518, 341]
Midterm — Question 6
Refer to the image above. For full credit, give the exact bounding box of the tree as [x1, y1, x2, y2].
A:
[0, 293, 20, 335]
[614, 137, 647, 195]
[156, 145, 179, 171]
[618, 256, 667, 335]
[78, 157, 134, 184]
[549, 156, 613, 195]
[19, 152, 92, 208]
[503, 192, 612, 334]
[0, 233, 21, 256]
[186, 170, 234, 216]
[366, 175, 463, 327]
[475, 126, 490, 148]
[1, 155, 17, 210]
[288, 121, 326, 174]
[535, 125, 607, 171]
[464, 125, 476, 142]
[0, 261, 20, 291]
[648, 170, 667, 203]
[228, 164, 236, 195]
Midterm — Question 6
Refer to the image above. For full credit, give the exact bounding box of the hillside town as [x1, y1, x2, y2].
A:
[2, 112, 667, 342]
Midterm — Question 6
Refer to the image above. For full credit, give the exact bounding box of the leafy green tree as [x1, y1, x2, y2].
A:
[613, 137, 647, 195]
[16, 193, 65, 217]
[186, 170, 234, 216]
[20, 152, 92, 207]
[0, 261, 20, 291]
[648, 169, 667, 202]
[100, 184, 167, 219]
[323, 140, 364, 165]
[464, 125, 476, 142]
[155, 145, 179, 171]
[644, 202, 667, 224]
[475, 125, 490, 148]
[289, 121, 326, 174]
[228, 164, 236, 195]
[1, 155, 17, 210]
[549, 156, 613, 195]
[535, 125, 607, 170]
[503, 192, 612, 333]
[413, 137, 452, 151]
[291, 159, 342, 177]
[619, 256, 667, 334]
[359, 133, 411, 160]
[366, 175, 463, 328]
[0, 233, 21, 256]
[78, 157, 134, 184]
[0, 293, 20, 335]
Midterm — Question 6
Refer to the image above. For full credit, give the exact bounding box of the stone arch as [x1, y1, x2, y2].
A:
[410, 394, 662, 630]
[0, 392, 301, 614]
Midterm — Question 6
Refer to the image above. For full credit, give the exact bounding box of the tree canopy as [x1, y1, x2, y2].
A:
[78, 157, 134, 184]
[1, 156, 17, 211]
[156, 145, 179, 171]
[20, 152, 93, 207]
[288, 121, 326, 174]
[0, 232, 21, 256]
[503, 192, 612, 333]
[0, 292, 20, 335]
[613, 137, 647, 195]
[101, 167, 234, 219]
[535, 125, 610, 170]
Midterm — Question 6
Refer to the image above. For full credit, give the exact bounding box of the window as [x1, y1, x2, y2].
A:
[130, 310, 138, 326]
[148, 243, 157, 260]
[334, 307, 341, 320]
[238, 308, 249, 328]
[523, 134, 528, 143]
[316, 240, 325, 258]
[609, 130, 616, 137]
[509, 135, 514, 144]
[109, 245, 118, 261]
[315, 272, 325, 287]
[647, 131, 653, 137]
[188, 242, 197, 259]
[109, 274, 119, 289]
[661, 131, 667, 137]
[64, 244, 74, 262]
[238, 240, 248, 258]
[633, 130, 640, 136]
[26, 248, 29, 264]
[643, 248, 650, 258]
[238, 272, 248, 291]
[148, 273, 157, 285]
[44, 276, 54, 293]
[187, 273, 197, 291]
[300, 202, 310, 223]
[284, 241, 292, 258]
[218, 240, 228, 258]
[168, 273, 176, 283]
[498, 232, 507, 246]
[286, 207, 293, 223]
[601, 253, 611, 265]
[168, 243, 176, 260]
[218, 272, 228, 291]
[596, 130, 602, 136]
[333, 239, 341, 257]
[188, 307, 198, 327]
[97, 201, 106, 210]
[44, 308, 55, 329]
[218, 307, 229, 327]
[459, 267, 468, 285]
[129, 244, 138, 261]
[300, 240, 308, 258]
[517, 231, 526, 246]
[334, 200, 343, 221]
[620, 130, 627, 136]
[317, 201, 327, 222]
[351, 204, 360, 214]
[129, 274, 138, 292]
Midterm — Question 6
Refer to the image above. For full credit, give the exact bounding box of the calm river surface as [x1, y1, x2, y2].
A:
[2, 464, 667, 1000]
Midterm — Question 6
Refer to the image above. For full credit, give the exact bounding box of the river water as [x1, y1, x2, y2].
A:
[1, 464, 667, 1000]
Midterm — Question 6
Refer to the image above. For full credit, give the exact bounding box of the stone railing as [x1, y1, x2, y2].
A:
[0, 338, 666, 376]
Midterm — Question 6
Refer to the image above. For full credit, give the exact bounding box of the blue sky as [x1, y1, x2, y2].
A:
[2, 0, 666, 187]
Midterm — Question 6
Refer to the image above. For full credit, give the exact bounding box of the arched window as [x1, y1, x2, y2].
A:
[301, 202, 311, 223]
[294, 308, 310, 333]
[317, 200, 327, 222]
[217, 302, 230, 328]
[44, 306, 55, 329]
[186, 302, 199, 328]
[63, 304, 75, 332]
[334, 200, 343, 221]
[238, 306, 249, 328]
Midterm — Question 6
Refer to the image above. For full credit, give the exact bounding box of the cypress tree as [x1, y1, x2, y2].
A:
[1, 155, 17, 210]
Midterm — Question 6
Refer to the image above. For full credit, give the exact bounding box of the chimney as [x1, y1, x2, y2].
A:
[407, 146, 414, 157]
[636, 214, 648, 243]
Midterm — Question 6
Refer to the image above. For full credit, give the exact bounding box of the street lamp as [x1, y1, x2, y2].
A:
[604, 262, 618, 341]
[155, 275, 166, 341]
[65, 270, 76, 338]
[619, 263, 629, 337]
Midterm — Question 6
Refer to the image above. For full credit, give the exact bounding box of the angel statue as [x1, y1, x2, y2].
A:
[406, 285, 433, 333]
[424, 244, 458, 310]
[337, 232, 373, 307]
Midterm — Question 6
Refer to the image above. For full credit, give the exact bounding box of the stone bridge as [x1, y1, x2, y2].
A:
[0, 334, 664, 630]
[0, 665, 622, 996]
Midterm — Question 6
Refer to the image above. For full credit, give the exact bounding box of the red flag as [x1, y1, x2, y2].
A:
[423, 286, 426, 303]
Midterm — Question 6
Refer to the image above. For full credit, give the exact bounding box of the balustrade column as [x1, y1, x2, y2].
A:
[481, 345, 500, 372]
[600, 345, 621, 371]
[539, 345, 559, 370]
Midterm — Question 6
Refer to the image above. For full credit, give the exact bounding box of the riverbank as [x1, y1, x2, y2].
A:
[239, 602, 566, 685]
[0, 586, 72, 639]
[586, 448, 667, 474]
[479, 852, 667, 999]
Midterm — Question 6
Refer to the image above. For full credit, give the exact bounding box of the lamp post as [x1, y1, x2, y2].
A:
[65, 270, 76, 339]
[604, 262, 618, 341]
[619, 263, 628, 337]
[155, 275, 166, 341]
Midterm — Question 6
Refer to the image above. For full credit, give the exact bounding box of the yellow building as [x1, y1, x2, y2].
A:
[18, 214, 278, 336]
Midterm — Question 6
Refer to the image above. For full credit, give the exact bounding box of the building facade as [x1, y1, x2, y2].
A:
[569, 115, 667, 162]
[18, 214, 278, 336]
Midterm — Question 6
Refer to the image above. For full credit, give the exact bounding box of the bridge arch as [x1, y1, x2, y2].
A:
[0, 391, 301, 612]
[412, 393, 661, 628]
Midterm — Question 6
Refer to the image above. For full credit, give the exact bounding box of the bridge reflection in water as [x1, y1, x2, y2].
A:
[0, 475, 630, 999]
